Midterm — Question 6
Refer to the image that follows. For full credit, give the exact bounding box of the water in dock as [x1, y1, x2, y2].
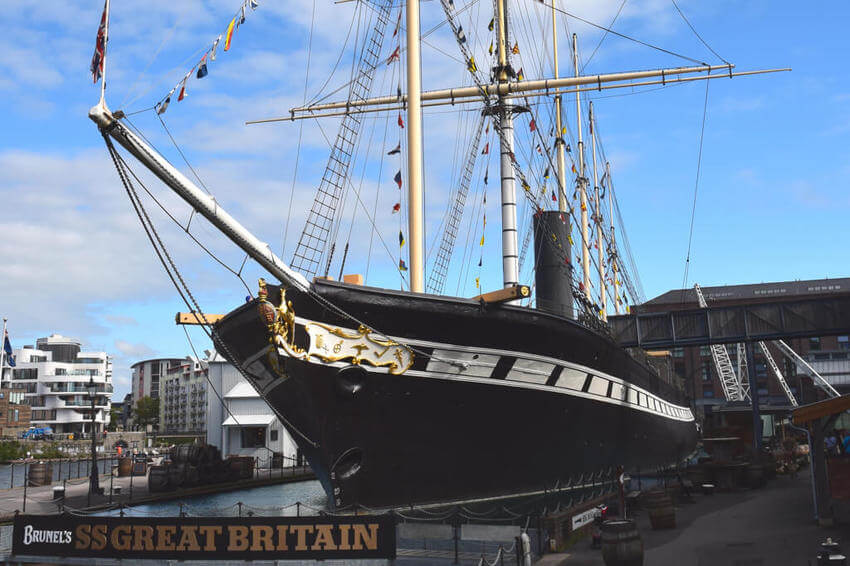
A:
[99, 478, 328, 517]
[0, 459, 111, 489]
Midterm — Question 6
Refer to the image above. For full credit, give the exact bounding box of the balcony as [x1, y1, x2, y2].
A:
[63, 399, 110, 408]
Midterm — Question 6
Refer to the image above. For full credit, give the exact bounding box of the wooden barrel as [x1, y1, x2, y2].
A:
[168, 463, 186, 488]
[183, 464, 200, 487]
[601, 519, 643, 566]
[226, 456, 255, 481]
[641, 489, 669, 509]
[28, 462, 54, 487]
[186, 445, 201, 466]
[171, 445, 192, 464]
[117, 457, 133, 477]
[644, 490, 676, 530]
[148, 465, 171, 492]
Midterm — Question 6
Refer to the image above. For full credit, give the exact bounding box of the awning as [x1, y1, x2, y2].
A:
[222, 415, 275, 426]
[224, 382, 259, 399]
[792, 394, 850, 425]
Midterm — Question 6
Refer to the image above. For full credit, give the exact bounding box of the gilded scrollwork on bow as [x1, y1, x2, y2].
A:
[304, 322, 414, 375]
[257, 278, 305, 359]
[256, 279, 413, 375]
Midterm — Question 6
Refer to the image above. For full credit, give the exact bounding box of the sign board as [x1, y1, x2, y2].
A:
[570, 507, 601, 531]
[12, 514, 396, 560]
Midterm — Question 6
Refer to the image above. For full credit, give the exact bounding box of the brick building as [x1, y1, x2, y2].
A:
[635, 277, 850, 423]
[0, 387, 31, 437]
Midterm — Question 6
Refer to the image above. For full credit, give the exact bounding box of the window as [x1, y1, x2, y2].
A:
[701, 361, 712, 382]
[699, 346, 711, 357]
[270, 429, 278, 442]
[13, 409, 18, 422]
[784, 359, 796, 377]
[672, 348, 684, 358]
[703, 389, 714, 398]
[839, 336, 849, 351]
[809, 337, 821, 351]
[240, 427, 266, 448]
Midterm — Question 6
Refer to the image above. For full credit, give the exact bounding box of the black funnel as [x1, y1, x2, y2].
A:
[533, 210, 574, 319]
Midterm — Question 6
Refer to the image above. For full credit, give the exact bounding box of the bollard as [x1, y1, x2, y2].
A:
[120, 503, 125, 517]
[129, 463, 134, 501]
[10, 462, 13, 489]
[238, 502, 243, 517]
[453, 523, 459, 565]
[296, 502, 301, 517]
[109, 456, 114, 505]
[22, 463, 28, 513]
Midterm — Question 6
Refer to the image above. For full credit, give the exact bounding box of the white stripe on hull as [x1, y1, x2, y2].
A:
[276, 319, 696, 424]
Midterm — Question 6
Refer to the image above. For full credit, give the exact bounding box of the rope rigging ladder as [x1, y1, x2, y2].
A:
[427, 113, 486, 295]
[290, 0, 394, 280]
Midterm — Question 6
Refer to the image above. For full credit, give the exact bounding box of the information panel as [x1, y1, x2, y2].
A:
[13, 513, 396, 560]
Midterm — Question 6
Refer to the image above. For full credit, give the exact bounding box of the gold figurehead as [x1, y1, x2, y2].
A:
[257, 278, 301, 354]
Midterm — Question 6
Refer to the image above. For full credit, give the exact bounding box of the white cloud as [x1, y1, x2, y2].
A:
[114, 340, 155, 358]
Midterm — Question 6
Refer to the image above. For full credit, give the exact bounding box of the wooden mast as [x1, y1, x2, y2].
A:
[406, 0, 425, 292]
[573, 34, 591, 302]
[589, 102, 607, 320]
[496, 0, 519, 291]
[551, 0, 567, 212]
[607, 161, 621, 314]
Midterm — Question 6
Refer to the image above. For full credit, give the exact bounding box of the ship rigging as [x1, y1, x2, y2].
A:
[88, 0, 787, 511]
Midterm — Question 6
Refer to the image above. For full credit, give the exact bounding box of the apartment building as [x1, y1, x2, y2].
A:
[8, 334, 112, 436]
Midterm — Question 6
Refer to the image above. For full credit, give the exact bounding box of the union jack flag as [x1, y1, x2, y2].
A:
[90, 1, 108, 83]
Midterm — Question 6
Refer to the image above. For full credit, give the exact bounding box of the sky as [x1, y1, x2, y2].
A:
[0, 0, 848, 400]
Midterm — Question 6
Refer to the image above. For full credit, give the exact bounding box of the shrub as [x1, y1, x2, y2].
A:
[0, 441, 24, 462]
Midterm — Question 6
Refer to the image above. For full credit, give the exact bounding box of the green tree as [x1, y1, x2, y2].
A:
[134, 396, 160, 429]
[0, 441, 24, 462]
[107, 406, 121, 432]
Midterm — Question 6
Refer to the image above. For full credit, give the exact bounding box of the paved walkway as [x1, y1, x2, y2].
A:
[548, 471, 847, 565]
[0, 466, 315, 519]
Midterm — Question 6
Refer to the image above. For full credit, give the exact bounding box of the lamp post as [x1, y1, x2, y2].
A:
[87, 376, 100, 496]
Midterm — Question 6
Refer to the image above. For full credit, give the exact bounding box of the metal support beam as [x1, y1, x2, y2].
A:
[608, 296, 850, 349]
[745, 341, 762, 458]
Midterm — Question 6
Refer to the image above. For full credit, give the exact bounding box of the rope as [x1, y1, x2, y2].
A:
[680, 79, 711, 294]
[284, 0, 318, 257]
[541, 0, 709, 65]
[102, 132, 319, 448]
[581, 0, 628, 73]
[670, 0, 729, 64]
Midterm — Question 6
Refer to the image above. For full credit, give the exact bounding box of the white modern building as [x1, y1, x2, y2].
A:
[161, 357, 208, 434]
[204, 350, 297, 463]
[9, 334, 112, 436]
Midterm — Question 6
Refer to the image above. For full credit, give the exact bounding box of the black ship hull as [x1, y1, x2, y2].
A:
[214, 279, 698, 510]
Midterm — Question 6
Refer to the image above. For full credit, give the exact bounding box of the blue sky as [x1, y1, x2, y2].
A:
[0, 0, 848, 399]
